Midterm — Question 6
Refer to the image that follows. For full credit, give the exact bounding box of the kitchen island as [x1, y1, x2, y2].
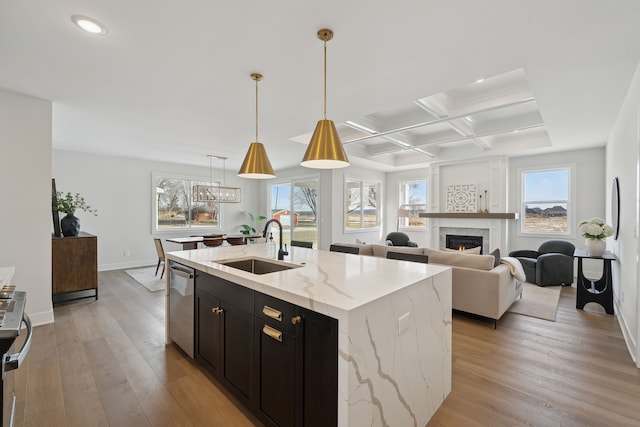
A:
[166, 244, 452, 427]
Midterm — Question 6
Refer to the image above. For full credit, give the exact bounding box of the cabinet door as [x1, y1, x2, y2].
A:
[222, 302, 254, 403]
[196, 290, 223, 374]
[257, 321, 301, 427]
[301, 308, 338, 427]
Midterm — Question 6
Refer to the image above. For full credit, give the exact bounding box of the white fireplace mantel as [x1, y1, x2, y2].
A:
[419, 212, 519, 219]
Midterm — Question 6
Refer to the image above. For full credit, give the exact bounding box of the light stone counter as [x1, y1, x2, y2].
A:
[167, 244, 452, 426]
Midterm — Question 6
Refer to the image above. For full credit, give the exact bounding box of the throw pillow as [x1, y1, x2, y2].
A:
[490, 248, 501, 267]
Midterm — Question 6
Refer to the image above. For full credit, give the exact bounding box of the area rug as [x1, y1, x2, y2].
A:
[125, 266, 165, 292]
[507, 283, 562, 321]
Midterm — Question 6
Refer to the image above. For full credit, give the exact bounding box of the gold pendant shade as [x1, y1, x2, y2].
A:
[300, 119, 349, 168]
[238, 73, 276, 179]
[238, 142, 275, 178]
[301, 28, 349, 169]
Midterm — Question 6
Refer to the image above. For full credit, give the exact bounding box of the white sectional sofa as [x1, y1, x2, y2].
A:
[336, 243, 521, 325]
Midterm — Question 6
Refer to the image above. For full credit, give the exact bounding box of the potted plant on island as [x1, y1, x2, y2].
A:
[54, 192, 98, 237]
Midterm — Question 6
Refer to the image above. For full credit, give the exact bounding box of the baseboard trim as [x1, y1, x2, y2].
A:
[615, 299, 637, 366]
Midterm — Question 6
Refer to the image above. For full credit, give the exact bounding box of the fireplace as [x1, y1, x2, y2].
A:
[446, 234, 483, 254]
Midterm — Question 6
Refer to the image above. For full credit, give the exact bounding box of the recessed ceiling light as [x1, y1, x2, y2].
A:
[71, 15, 108, 35]
[475, 78, 485, 83]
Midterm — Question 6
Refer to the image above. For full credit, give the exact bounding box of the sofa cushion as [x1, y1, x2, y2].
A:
[490, 248, 501, 267]
[424, 248, 495, 270]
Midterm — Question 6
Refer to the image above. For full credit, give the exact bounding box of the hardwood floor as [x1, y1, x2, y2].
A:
[15, 270, 262, 427]
[429, 287, 640, 427]
[13, 271, 640, 426]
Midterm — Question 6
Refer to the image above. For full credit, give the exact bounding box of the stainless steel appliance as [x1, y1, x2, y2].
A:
[169, 262, 195, 358]
[0, 285, 31, 427]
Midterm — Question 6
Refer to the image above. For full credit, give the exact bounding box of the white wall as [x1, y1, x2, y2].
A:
[606, 62, 640, 367]
[0, 88, 53, 326]
[53, 150, 261, 269]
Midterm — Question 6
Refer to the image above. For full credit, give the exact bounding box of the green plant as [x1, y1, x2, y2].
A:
[240, 212, 267, 235]
[54, 192, 98, 216]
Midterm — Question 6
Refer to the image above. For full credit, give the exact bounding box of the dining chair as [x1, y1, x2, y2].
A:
[202, 237, 224, 247]
[226, 236, 246, 246]
[291, 240, 313, 249]
[386, 251, 429, 264]
[329, 244, 360, 254]
[153, 238, 166, 278]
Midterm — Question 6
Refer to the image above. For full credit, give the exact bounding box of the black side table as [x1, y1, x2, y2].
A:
[573, 249, 615, 314]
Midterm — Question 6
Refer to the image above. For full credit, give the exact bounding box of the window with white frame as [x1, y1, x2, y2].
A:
[398, 179, 427, 229]
[154, 173, 222, 231]
[520, 167, 570, 234]
[345, 178, 380, 230]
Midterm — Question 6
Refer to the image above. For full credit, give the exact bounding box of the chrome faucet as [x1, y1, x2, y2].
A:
[262, 218, 288, 260]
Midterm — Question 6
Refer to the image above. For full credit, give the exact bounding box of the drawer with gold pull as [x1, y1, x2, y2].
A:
[255, 292, 299, 334]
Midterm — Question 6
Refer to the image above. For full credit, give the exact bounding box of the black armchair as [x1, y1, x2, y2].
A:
[385, 232, 418, 247]
[509, 240, 575, 287]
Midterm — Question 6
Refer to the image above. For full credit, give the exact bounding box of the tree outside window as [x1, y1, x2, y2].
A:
[399, 179, 427, 228]
[346, 178, 379, 230]
[155, 175, 220, 230]
[521, 168, 570, 234]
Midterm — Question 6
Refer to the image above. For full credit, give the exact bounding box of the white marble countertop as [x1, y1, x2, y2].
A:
[166, 244, 450, 314]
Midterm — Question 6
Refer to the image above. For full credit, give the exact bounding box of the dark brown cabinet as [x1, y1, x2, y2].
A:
[195, 290, 222, 374]
[196, 273, 254, 405]
[255, 293, 303, 427]
[52, 232, 98, 303]
[195, 271, 337, 427]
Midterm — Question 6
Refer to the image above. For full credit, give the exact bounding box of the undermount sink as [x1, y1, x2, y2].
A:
[216, 257, 301, 275]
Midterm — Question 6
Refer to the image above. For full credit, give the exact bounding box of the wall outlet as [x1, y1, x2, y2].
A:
[124, 250, 131, 257]
[398, 312, 410, 334]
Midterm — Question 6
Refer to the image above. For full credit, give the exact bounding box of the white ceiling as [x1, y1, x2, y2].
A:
[1, 1, 639, 172]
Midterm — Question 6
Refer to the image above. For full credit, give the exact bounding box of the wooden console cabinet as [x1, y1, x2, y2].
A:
[52, 232, 98, 302]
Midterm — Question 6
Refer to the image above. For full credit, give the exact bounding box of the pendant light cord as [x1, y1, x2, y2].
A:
[256, 77, 259, 141]
[323, 40, 327, 119]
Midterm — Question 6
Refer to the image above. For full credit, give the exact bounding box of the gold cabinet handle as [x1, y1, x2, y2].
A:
[262, 324, 282, 342]
[262, 305, 282, 321]
[212, 307, 224, 315]
[291, 315, 302, 325]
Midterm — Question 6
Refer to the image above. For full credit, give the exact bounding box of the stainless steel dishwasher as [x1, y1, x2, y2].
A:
[169, 261, 196, 358]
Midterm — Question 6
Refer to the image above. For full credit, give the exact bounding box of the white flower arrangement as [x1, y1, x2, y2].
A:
[579, 217, 614, 240]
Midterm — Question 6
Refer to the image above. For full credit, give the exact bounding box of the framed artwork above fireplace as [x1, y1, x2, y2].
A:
[446, 184, 477, 212]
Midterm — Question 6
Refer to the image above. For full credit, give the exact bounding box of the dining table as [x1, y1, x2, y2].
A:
[166, 234, 263, 250]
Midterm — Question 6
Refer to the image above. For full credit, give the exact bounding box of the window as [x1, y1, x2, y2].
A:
[520, 167, 570, 234]
[154, 173, 221, 231]
[269, 178, 319, 247]
[345, 178, 380, 230]
[398, 179, 427, 229]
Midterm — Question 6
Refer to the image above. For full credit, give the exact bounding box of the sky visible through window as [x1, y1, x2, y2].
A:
[524, 169, 568, 206]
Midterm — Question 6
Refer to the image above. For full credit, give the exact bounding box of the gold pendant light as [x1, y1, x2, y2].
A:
[301, 28, 350, 169]
[238, 73, 275, 179]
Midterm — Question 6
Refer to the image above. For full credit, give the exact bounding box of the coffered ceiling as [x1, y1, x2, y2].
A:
[1, 1, 639, 172]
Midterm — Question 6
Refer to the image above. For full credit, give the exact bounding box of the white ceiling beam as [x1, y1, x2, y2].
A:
[343, 97, 535, 145]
